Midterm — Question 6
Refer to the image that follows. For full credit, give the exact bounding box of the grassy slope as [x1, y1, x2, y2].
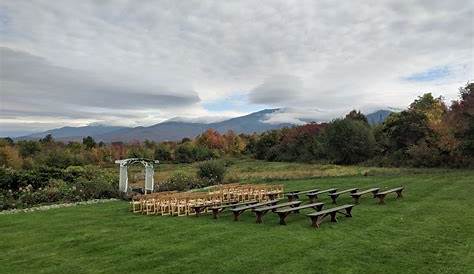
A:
[1, 169, 473, 274]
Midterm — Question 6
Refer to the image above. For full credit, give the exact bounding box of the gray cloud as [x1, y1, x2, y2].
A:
[249, 75, 303, 105]
[0, 47, 200, 110]
[0, 0, 472, 136]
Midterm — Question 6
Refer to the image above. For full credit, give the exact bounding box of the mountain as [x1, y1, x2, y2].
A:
[366, 110, 393, 125]
[95, 109, 288, 142]
[17, 125, 129, 141]
[212, 109, 291, 133]
[16, 108, 394, 142]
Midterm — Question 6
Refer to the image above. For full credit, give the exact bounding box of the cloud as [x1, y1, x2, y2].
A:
[249, 75, 303, 105]
[0, 47, 200, 110]
[261, 106, 396, 125]
[0, 0, 472, 136]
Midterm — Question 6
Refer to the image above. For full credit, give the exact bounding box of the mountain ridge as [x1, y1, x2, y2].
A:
[17, 108, 392, 142]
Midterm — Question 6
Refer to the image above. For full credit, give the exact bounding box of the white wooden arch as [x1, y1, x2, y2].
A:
[115, 158, 159, 193]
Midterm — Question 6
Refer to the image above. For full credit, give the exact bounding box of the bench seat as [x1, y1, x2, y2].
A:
[274, 202, 324, 225]
[252, 201, 302, 223]
[286, 188, 319, 201]
[306, 188, 337, 203]
[328, 188, 358, 204]
[375, 187, 404, 204]
[306, 204, 354, 228]
[209, 200, 258, 219]
[230, 199, 280, 221]
[350, 188, 380, 204]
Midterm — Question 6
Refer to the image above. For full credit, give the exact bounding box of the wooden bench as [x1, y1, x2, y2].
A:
[328, 188, 358, 204]
[350, 188, 380, 204]
[209, 200, 258, 219]
[274, 202, 324, 225]
[252, 201, 302, 223]
[306, 204, 354, 228]
[375, 187, 404, 204]
[306, 188, 337, 203]
[286, 188, 319, 201]
[230, 199, 280, 221]
[190, 203, 214, 217]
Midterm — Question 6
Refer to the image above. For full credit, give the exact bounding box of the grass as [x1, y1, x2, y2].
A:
[1, 165, 473, 274]
[128, 158, 406, 185]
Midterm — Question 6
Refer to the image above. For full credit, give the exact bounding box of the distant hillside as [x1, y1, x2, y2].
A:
[17, 125, 129, 141]
[17, 109, 393, 142]
[366, 110, 393, 125]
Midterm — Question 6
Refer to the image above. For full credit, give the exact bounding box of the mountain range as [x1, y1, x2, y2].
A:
[16, 109, 392, 142]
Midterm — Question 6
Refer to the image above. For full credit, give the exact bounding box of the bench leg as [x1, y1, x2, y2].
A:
[194, 207, 202, 217]
[255, 211, 267, 224]
[396, 190, 403, 199]
[331, 194, 339, 204]
[287, 195, 294, 202]
[353, 195, 360, 204]
[212, 209, 219, 219]
[313, 214, 327, 228]
[233, 210, 243, 221]
[277, 212, 290, 225]
[330, 212, 338, 222]
[345, 207, 353, 217]
[372, 190, 379, 198]
[377, 194, 386, 205]
[310, 216, 320, 228]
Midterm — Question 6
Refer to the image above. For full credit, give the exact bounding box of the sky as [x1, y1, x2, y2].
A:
[0, 0, 473, 137]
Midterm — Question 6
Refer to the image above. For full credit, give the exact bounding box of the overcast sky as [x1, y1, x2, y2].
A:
[0, 0, 472, 136]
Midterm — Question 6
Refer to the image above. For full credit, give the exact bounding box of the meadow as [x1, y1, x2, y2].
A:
[1, 162, 473, 274]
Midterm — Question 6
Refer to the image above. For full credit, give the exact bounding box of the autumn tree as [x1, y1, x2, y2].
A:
[0, 146, 23, 169]
[223, 130, 244, 155]
[196, 129, 225, 150]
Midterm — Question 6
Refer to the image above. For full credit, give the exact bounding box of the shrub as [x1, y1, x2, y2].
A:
[158, 172, 197, 191]
[0, 165, 119, 210]
[197, 160, 226, 185]
[154, 144, 173, 162]
[406, 140, 442, 167]
[175, 143, 195, 163]
[324, 119, 376, 164]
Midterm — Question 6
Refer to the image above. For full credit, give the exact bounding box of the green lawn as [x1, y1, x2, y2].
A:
[1, 168, 473, 274]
